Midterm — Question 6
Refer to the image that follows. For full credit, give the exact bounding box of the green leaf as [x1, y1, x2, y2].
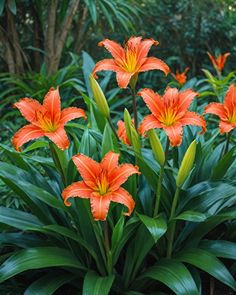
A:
[111, 216, 124, 252]
[24, 272, 75, 295]
[101, 123, 114, 157]
[200, 240, 236, 260]
[7, 0, 16, 14]
[123, 224, 155, 284]
[138, 214, 167, 243]
[42, 224, 100, 266]
[82, 51, 95, 97]
[176, 248, 236, 290]
[82, 271, 114, 295]
[211, 148, 235, 181]
[175, 211, 207, 222]
[140, 259, 199, 295]
[0, 206, 43, 230]
[0, 247, 86, 283]
[0, 0, 5, 15]
[23, 141, 49, 152]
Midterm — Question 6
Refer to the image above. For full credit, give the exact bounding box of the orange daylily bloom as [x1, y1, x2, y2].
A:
[171, 67, 189, 85]
[204, 84, 236, 133]
[62, 151, 140, 221]
[138, 87, 206, 146]
[93, 36, 169, 88]
[207, 52, 230, 73]
[12, 87, 86, 151]
[117, 119, 131, 145]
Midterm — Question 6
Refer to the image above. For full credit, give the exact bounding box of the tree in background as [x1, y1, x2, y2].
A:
[0, 0, 140, 74]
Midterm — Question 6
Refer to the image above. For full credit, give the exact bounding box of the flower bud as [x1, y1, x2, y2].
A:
[89, 75, 110, 118]
[148, 130, 165, 166]
[130, 124, 141, 153]
[176, 140, 197, 188]
[124, 109, 140, 153]
[124, 109, 132, 143]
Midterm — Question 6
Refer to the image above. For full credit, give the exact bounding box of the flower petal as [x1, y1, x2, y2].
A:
[111, 187, 135, 216]
[138, 57, 169, 75]
[14, 98, 43, 123]
[219, 121, 235, 134]
[204, 102, 227, 120]
[207, 52, 217, 68]
[116, 71, 133, 88]
[62, 181, 93, 206]
[138, 114, 162, 136]
[138, 88, 164, 117]
[137, 38, 159, 61]
[60, 107, 86, 125]
[72, 154, 101, 187]
[221, 53, 230, 69]
[109, 164, 140, 191]
[117, 120, 130, 145]
[180, 111, 206, 133]
[163, 122, 183, 146]
[12, 124, 44, 151]
[45, 127, 69, 150]
[100, 151, 119, 172]
[126, 36, 142, 49]
[43, 87, 61, 122]
[224, 84, 236, 111]
[98, 39, 125, 60]
[178, 89, 198, 112]
[90, 193, 111, 221]
[92, 59, 121, 78]
[162, 87, 179, 106]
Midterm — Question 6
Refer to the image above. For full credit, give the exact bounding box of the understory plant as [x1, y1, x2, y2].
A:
[1, 36, 236, 295]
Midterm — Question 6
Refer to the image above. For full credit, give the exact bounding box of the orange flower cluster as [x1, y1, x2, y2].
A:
[12, 36, 234, 221]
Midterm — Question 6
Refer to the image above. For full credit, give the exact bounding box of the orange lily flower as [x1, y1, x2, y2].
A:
[138, 87, 206, 146]
[93, 36, 169, 89]
[117, 119, 131, 145]
[12, 87, 86, 151]
[204, 84, 236, 133]
[207, 52, 230, 73]
[171, 67, 189, 85]
[62, 151, 140, 221]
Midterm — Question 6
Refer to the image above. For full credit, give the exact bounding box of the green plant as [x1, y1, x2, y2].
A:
[1, 36, 236, 295]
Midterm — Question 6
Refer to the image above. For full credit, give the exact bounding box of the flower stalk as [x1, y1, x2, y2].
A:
[166, 186, 180, 258]
[153, 138, 169, 217]
[130, 87, 138, 130]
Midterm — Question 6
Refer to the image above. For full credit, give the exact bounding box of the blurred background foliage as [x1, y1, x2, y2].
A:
[0, 0, 236, 75]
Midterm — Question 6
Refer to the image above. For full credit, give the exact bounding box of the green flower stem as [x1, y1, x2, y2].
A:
[223, 132, 231, 156]
[166, 186, 181, 258]
[130, 87, 138, 130]
[153, 138, 170, 217]
[104, 220, 112, 275]
[49, 142, 66, 186]
[107, 116, 120, 142]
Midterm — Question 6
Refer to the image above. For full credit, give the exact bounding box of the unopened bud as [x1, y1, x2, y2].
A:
[124, 109, 132, 143]
[148, 130, 165, 166]
[176, 140, 197, 187]
[89, 75, 110, 118]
